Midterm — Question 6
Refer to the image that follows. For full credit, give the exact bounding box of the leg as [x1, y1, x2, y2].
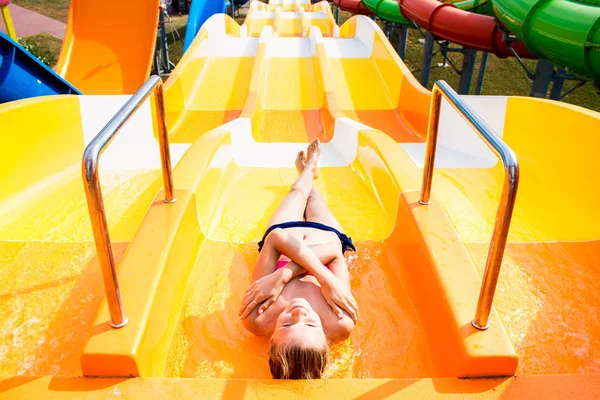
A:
[304, 188, 343, 232]
[305, 188, 351, 287]
[267, 140, 321, 227]
[252, 159, 312, 281]
[266, 152, 314, 227]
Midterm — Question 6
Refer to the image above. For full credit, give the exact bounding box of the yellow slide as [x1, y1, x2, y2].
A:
[2, 0, 600, 397]
[55, 0, 160, 94]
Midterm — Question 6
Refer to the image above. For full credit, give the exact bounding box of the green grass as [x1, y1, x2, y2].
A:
[19, 32, 63, 67]
[162, 14, 188, 68]
[12, 0, 70, 23]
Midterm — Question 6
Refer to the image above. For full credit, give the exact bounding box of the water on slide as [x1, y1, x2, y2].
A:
[163, 1, 430, 378]
[164, 166, 432, 378]
[160, 0, 600, 377]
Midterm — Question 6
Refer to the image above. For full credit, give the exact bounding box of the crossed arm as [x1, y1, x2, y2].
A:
[239, 228, 358, 321]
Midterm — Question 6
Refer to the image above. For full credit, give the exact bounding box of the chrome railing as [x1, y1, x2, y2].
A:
[82, 75, 175, 329]
[419, 80, 519, 330]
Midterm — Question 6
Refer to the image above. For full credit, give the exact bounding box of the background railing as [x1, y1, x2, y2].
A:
[82, 75, 175, 328]
[419, 80, 520, 330]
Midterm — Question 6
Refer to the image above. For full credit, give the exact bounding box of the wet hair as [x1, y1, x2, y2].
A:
[268, 339, 329, 379]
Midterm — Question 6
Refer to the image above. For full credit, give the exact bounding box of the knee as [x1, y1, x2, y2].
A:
[290, 184, 310, 200]
[308, 189, 322, 202]
[265, 228, 287, 249]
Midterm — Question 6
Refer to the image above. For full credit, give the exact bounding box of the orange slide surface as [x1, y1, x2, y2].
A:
[55, 0, 159, 94]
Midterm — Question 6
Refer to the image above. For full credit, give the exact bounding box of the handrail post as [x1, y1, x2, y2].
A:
[472, 164, 519, 329]
[154, 83, 175, 203]
[82, 76, 175, 328]
[419, 86, 442, 205]
[419, 80, 520, 331]
[83, 157, 128, 328]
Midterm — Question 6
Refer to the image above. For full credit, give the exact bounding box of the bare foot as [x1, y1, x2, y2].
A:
[295, 151, 306, 175]
[305, 139, 320, 179]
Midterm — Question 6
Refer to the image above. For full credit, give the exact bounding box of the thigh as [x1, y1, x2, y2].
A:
[267, 189, 306, 228]
[305, 191, 344, 232]
[307, 208, 344, 233]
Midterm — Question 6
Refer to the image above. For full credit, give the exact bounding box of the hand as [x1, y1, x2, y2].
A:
[239, 270, 287, 319]
[320, 274, 358, 323]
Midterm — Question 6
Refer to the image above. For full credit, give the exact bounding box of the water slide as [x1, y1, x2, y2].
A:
[361, 0, 532, 58]
[389, 0, 599, 80]
[333, 0, 491, 37]
[333, 0, 493, 24]
[56, 0, 160, 94]
[183, 0, 248, 54]
[2, 0, 600, 396]
[183, 0, 226, 53]
[0, 0, 159, 102]
[0, 32, 80, 102]
[493, 0, 600, 82]
[331, 0, 374, 16]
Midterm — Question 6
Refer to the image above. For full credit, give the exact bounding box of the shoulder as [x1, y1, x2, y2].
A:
[242, 312, 269, 337]
[242, 303, 283, 338]
[326, 316, 355, 344]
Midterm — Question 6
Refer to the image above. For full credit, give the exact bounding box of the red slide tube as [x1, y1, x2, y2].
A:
[398, 0, 534, 58]
[331, 0, 373, 15]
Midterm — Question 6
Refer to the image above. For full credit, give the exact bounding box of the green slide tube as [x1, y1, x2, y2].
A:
[453, 0, 495, 15]
[361, 0, 413, 24]
[493, 0, 600, 81]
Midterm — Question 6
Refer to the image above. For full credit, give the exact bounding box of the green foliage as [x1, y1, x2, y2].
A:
[18, 33, 63, 67]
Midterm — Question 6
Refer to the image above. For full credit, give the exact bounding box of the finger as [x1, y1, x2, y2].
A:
[241, 299, 260, 319]
[348, 303, 358, 323]
[349, 297, 359, 318]
[347, 295, 357, 309]
[348, 304, 358, 323]
[340, 300, 358, 323]
[239, 291, 256, 315]
[239, 291, 253, 312]
[326, 299, 343, 320]
[258, 298, 275, 315]
[346, 293, 358, 311]
[346, 298, 359, 322]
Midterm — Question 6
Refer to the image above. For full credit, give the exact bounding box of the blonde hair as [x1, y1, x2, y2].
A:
[268, 339, 329, 379]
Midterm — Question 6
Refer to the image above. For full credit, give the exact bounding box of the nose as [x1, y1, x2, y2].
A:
[289, 307, 308, 321]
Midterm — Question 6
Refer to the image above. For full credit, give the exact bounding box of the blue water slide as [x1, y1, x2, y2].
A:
[0, 32, 80, 103]
[183, 0, 225, 54]
[183, 0, 248, 54]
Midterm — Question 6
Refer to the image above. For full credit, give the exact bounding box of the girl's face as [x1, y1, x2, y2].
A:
[271, 298, 326, 347]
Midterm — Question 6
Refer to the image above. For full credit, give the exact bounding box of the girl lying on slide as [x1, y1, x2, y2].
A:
[239, 139, 358, 379]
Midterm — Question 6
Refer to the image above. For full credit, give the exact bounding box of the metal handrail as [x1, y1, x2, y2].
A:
[419, 80, 519, 330]
[82, 75, 176, 329]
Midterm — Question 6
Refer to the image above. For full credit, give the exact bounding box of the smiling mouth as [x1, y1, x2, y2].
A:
[288, 304, 308, 313]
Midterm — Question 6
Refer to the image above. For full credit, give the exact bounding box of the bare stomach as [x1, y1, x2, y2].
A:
[282, 227, 341, 251]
